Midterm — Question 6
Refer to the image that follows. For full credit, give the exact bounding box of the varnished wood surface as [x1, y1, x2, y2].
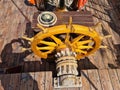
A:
[0, 0, 120, 90]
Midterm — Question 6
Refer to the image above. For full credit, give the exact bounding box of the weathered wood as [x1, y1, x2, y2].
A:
[108, 69, 120, 90]
[0, 0, 120, 90]
[2, 74, 11, 90]
[34, 72, 52, 90]
[0, 70, 120, 90]
[116, 69, 120, 83]
[87, 70, 102, 90]
[20, 72, 52, 90]
[98, 69, 113, 90]
[20, 73, 33, 90]
[0, 0, 37, 67]
[9, 73, 21, 90]
[81, 70, 91, 90]
[94, 51, 105, 69]
[0, 0, 120, 71]
[0, 74, 4, 90]
[44, 72, 53, 90]
[86, 0, 120, 69]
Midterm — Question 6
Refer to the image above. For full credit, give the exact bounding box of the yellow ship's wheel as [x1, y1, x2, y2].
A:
[30, 23, 101, 59]
[22, 17, 102, 59]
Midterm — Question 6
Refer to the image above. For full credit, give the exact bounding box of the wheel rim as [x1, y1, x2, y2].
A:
[31, 24, 101, 59]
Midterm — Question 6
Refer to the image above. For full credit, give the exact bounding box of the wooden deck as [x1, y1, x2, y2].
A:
[0, 69, 120, 90]
[0, 0, 120, 90]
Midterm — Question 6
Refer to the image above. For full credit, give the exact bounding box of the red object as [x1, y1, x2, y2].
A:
[78, 0, 88, 9]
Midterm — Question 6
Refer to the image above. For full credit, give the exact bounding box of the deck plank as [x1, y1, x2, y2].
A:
[34, 72, 45, 90]
[27, 73, 34, 90]
[0, 0, 120, 70]
[34, 72, 52, 90]
[94, 51, 105, 69]
[0, 70, 120, 90]
[116, 69, 120, 83]
[81, 70, 91, 90]
[0, 74, 4, 90]
[9, 73, 21, 90]
[87, 70, 102, 90]
[2, 74, 11, 90]
[20, 73, 34, 90]
[108, 69, 120, 90]
[98, 69, 113, 90]
[44, 72, 53, 90]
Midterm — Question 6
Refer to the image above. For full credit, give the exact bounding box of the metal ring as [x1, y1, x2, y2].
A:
[37, 11, 57, 27]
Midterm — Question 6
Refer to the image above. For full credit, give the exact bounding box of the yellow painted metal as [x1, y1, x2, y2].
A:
[29, 23, 101, 59]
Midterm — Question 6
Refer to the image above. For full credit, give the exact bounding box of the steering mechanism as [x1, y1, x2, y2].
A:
[22, 15, 105, 88]
[23, 17, 101, 59]
[22, 0, 113, 87]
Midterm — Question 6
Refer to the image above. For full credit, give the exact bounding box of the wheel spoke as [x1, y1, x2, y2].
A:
[39, 41, 57, 46]
[77, 46, 93, 49]
[38, 46, 55, 50]
[75, 49, 87, 54]
[77, 40, 93, 45]
[51, 35, 63, 45]
[65, 33, 70, 43]
[72, 35, 84, 44]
